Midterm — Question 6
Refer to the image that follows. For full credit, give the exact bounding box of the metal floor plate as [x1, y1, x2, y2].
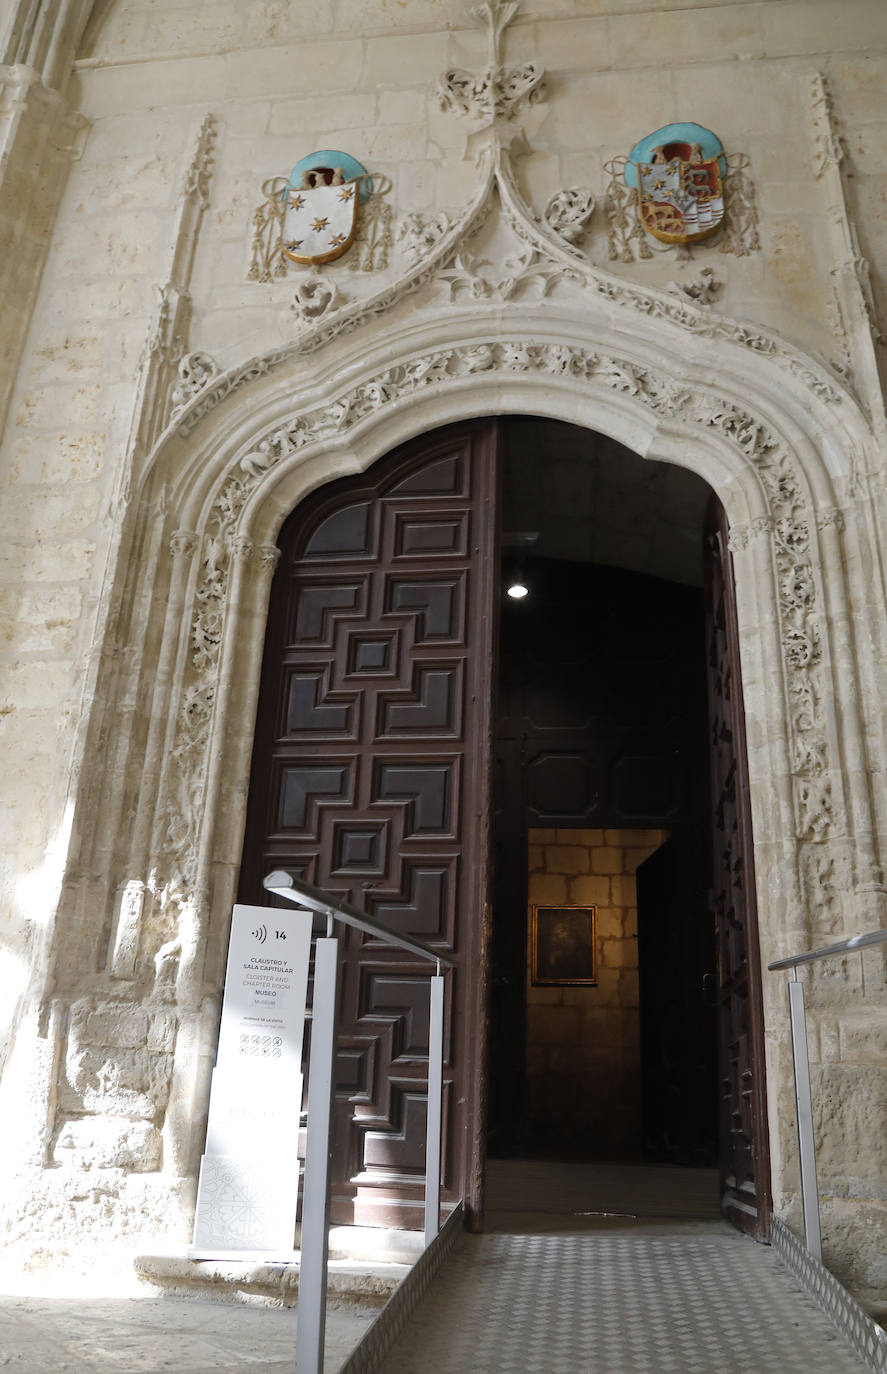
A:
[377, 1162, 867, 1374]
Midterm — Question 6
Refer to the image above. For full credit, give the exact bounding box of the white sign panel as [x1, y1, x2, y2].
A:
[192, 903, 313, 1256]
[216, 904, 310, 1073]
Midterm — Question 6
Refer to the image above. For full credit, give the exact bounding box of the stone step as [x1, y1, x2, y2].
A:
[135, 1247, 412, 1310]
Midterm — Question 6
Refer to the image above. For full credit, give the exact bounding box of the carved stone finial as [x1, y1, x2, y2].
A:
[183, 113, 218, 209]
[809, 72, 843, 179]
[437, 0, 545, 126]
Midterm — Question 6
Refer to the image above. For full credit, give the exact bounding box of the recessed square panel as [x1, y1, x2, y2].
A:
[330, 820, 388, 875]
[367, 863, 453, 942]
[378, 665, 462, 738]
[276, 763, 352, 832]
[284, 669, 357, 737]
[385, 577, 464, 643]
[292, 580, 362, 644]
[375, 761, 456, 836]
[393, 511, 468, 559]
[347, 633, 396, 677]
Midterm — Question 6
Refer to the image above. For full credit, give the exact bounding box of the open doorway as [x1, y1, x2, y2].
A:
[488, 418, 721, 1187]
[237, 414, 769, 1238]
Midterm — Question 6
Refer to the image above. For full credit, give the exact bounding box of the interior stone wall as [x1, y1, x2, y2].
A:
[0, 0, 885, 1315]
[525, 828, 667, 1156]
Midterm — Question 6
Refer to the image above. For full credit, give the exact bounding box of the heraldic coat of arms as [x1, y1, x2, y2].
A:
[282, 150, 370, 266]
[625, 123, 726, 246]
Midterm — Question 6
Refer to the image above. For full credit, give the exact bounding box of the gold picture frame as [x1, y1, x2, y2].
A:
[530, 905, 597, 986]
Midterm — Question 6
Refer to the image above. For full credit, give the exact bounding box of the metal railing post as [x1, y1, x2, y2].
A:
[768, 928, 887, 1263]
[262, 870, 457, 1368]
[787, 970, 822, 1261]
[295, 934, 340, 1374]
[424, 970, 445, 1248]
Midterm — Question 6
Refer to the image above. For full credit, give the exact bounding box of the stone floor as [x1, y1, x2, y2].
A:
[0, 1162, 870, 1373]
[0, 1289, 372, 1372]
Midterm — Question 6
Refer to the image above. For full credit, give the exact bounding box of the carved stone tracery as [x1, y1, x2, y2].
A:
[181, 133, 843, 440]
[157, 333, 835, 901]
[148, 70, 860, 908]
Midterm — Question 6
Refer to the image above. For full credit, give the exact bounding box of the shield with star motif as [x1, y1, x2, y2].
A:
[636, 145, 724, 245]
[282, 180, 359, 266]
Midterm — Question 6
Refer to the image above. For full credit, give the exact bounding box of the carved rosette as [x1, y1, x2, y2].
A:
[290, 275, 347, 323]
[398, 211, 452, 262]
[543, 187, 595, 248]
[170, 352, 220, 417]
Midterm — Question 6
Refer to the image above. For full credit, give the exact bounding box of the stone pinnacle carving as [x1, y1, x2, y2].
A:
[437, 0, 545, 125]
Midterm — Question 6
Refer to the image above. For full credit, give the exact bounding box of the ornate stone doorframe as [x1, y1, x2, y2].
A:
[28, 119, 886, 1274]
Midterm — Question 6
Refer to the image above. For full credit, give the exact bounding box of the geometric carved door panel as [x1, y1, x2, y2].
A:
[704, 499, 772, 1240]
[239, 421, 499, 1228]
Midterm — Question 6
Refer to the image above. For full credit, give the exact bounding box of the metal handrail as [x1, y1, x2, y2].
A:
[768, 927, 887, 972]
[767, 926, 887, 1265]
[262, 869, 449, 1374]
[264, 869, 455, 969]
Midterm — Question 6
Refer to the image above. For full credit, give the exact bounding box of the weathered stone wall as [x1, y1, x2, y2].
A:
[0, 0, 886, 1313]
[525, 828, 667, 1156]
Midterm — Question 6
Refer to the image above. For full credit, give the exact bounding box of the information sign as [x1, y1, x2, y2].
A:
[191, 903, 313, 1255]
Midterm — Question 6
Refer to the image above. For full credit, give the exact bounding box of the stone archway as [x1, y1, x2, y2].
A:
[138, 328, 865, 1219]
[16, 140, 885, 1289]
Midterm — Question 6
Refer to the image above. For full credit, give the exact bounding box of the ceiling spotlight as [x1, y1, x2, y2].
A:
[506, 578, 529, 599]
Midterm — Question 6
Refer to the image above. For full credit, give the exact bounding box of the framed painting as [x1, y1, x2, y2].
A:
[530, 905, 597, 986]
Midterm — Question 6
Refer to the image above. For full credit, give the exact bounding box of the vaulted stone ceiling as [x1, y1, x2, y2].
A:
[501, 417, 713, 588]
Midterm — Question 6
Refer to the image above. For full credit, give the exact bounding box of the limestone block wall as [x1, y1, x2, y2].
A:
[526, 828, 667, 1156]
[0, 0, 886, 1306]
[60, 0, 887, 376]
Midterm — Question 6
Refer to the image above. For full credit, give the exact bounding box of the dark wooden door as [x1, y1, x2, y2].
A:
[704, 500, 772, 1238]
[239, 420, 499, 1230]
[636, 834, 718, 1165]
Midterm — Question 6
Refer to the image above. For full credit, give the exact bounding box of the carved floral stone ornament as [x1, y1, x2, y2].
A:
[626, 123, 727, 246]
[290, 275, 347, 323]
[170, 351, 220, 418]
[543, 187, 595, 248]
[437, 0, 545, 125]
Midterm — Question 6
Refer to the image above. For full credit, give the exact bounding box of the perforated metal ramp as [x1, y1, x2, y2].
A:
[375, 1162, 868, 1374]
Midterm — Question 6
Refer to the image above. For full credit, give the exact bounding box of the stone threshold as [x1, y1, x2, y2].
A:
[135, 1225, 424, 1309]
